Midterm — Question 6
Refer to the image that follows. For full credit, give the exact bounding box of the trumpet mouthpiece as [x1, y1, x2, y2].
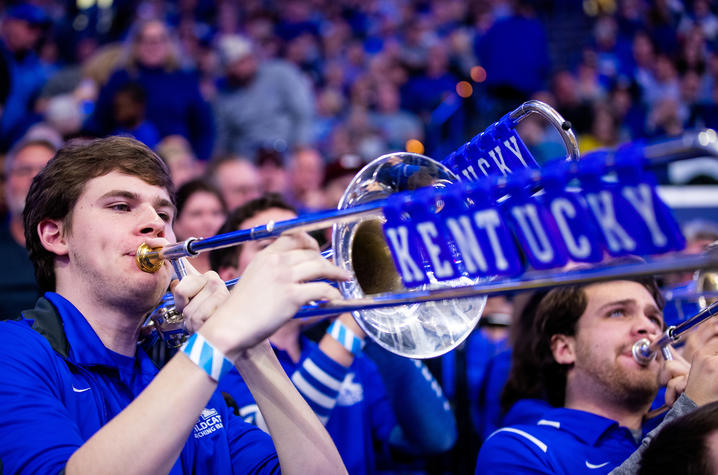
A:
[136, 243, 163, 273]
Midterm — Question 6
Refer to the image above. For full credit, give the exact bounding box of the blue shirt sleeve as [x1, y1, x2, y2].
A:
[357, 356, 396, 444]
[0, 321, 84, 474]
[475, 428, 554, 475]
[364, 341, 457, 453]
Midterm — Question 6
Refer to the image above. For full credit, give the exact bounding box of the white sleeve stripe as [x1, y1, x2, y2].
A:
[291, 372, 337, 409]
[490, 428, 548, 453]
[537, 419, 561, 429]
[238, 404, 270, 433]
[238, 403, 260, 420]
[302, 358, 343, 391]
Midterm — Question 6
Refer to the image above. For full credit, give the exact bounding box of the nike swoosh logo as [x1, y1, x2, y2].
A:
[72, 386, 91, 393]
[585, 461, 609, 469]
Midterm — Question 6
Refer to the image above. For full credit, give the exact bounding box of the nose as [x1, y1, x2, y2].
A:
[634, 312, 662, 338]
[137, 205, 167, 237]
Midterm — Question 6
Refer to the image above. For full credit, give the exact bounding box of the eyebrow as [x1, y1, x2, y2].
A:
[597, 298, 662, 318]
[597, 299, 635, 312]
[99, 190, 176, 214]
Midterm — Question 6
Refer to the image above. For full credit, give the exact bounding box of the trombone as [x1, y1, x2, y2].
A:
[140, 100, 582, 358]
[139, 108, 718, 358]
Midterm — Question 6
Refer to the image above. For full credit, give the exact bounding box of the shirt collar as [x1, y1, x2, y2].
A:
[538, 407, 632, 446]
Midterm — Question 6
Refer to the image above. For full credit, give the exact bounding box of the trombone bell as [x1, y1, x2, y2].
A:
[351, 219, 404, 295]
[334, 152, 486, 359]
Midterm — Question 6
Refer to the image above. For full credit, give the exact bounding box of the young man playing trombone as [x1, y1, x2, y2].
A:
[476, 277, 687, 474]
[0, 136, 348, 474]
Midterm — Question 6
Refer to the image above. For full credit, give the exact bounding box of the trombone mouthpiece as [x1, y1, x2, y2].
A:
[632, 338, 654, 366]
[136, 243, 163, 273]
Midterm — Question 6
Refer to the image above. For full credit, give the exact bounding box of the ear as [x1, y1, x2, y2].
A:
[218, 265, 239, 282]
[37, 218, 68, 256]
[550, 334, 576, 365]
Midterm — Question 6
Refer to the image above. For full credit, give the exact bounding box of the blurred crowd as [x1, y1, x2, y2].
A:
[3, 0, 718, 219]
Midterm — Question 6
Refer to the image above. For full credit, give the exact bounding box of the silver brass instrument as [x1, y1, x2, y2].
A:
[139, 100, 580, 358]
[138, 101, 718, 359]
[633, 243, 718, 365]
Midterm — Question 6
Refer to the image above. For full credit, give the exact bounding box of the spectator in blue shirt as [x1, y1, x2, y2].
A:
[209, 193, 457, 474]
[476, 276, 686, 474]
[0, 136, 347, 474]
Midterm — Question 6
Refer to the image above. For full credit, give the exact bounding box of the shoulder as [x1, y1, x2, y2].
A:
[0, 319, 65, 395]
[483, 423, 556, 454]
[476, 423, 557, 472]
[0, 319, 56, 357]
[261, 60, 303, 80]
[104, 68, 131, 87]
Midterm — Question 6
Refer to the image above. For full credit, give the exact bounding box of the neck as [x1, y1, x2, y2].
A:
[269, 322, 302, 363]
[564, 381, 650, 431]
[9, 214, 24, 246]
[55, 279, 148, 357]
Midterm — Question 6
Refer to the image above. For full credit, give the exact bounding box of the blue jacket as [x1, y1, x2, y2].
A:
[0, 293, 278, 474]
[87, 66, 214, 159]
[476, 407, 642, 474]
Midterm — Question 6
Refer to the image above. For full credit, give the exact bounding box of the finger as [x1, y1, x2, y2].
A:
[279, 248, 329, 267]
[184, 279, 230, 331]
[178, 257, 201, 276]
[268, 232, 320, 253]
[665, 345, 690, 366]
[173, 274, 210, 313]
[665, 382, 677, 408]
[665, 375, 687, 407]
[291, 282, 344, 306]
[288, 259, 352, 283]
[183, 291, 219, 332]
[143, 237, 171, 250]
[662, 358, 690, 379]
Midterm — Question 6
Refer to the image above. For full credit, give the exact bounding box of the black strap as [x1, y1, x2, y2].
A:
[13, 297, 70, 358]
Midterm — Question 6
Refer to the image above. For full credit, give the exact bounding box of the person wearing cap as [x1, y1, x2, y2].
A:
[0, 3, 53, 151]
[213, 34, 314, 160]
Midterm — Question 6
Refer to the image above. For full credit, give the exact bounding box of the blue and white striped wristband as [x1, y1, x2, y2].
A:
[327, 320, 364, 355]
[181, 332, 234, 382]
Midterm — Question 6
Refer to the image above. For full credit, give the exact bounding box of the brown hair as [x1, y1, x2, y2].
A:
[23, 136, 175, 292]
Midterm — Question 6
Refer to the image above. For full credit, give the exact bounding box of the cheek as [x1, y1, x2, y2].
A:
[165, 226, 176, 242]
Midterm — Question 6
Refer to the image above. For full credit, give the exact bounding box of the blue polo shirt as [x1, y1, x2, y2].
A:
[475, 407, 641, 474]
[0, 293, 279, 474]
